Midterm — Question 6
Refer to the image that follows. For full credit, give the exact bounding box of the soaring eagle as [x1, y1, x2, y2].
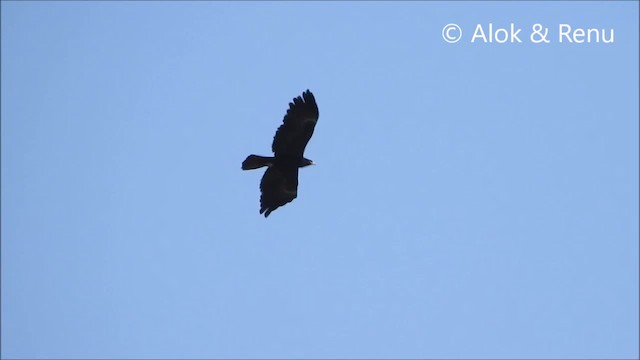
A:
[241, 90, 319, 217]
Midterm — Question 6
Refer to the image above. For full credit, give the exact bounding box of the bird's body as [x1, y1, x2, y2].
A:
[242, 90, 319, 217]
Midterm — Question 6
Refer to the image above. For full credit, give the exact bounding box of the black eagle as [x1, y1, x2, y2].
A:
[241, 90, 319, 217]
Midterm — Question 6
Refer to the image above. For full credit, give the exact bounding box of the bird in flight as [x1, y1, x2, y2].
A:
[241, 90, 320, 217]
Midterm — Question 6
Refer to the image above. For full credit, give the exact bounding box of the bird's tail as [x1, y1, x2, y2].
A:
[242, 155, 274, 170]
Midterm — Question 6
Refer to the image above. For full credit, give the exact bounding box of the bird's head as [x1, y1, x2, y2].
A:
[301, 158, 315, 168]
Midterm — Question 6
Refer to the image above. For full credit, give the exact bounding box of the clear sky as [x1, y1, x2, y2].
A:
[1, 1, 638, 359]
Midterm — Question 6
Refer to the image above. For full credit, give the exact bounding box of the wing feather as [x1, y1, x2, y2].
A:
[259, 167, 299, 217]
[271, 90, 319, 157]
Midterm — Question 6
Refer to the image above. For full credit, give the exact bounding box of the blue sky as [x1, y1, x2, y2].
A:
[1, 1, 638, 359]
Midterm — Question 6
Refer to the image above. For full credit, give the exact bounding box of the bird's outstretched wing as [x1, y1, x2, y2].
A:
[259, 167, 299, 217]
[271, 90, 319, 158]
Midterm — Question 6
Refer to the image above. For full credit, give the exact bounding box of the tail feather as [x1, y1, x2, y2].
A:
[242, 155, 274, 170]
